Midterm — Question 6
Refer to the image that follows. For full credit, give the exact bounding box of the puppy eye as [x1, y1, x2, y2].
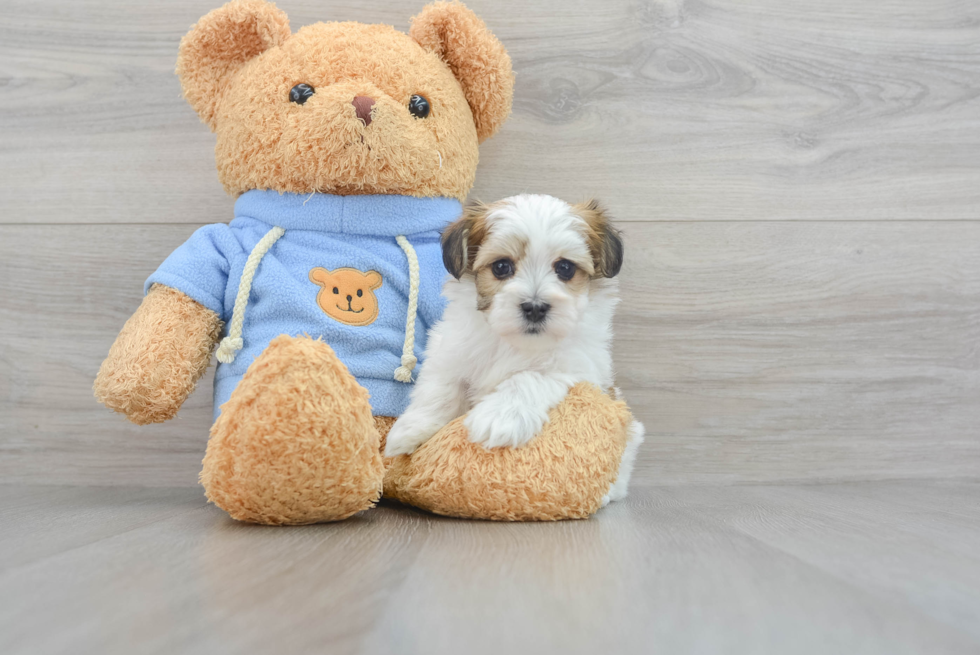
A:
[357, 289, 363, 297]
[332, 287, 339, 294]
[554, 259, 577, 281]
[290, 84, 315, 105]
[408, 94, 431, 119]
[491, 258, 514, 279]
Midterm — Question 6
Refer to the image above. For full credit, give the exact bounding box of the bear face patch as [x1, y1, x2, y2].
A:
[309, 267, 383, 326]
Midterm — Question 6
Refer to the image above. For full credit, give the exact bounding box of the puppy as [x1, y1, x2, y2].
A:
[384, 194, 644, 503]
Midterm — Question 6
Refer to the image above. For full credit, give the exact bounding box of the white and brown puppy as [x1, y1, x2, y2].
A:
[384, 194, 644, 502]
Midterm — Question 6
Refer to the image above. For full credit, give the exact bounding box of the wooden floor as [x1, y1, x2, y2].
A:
[2, 482, 979, 655]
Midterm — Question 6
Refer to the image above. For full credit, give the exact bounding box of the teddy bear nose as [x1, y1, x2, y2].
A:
[346, 294, 353, 302]
[352, 96, 375, 126]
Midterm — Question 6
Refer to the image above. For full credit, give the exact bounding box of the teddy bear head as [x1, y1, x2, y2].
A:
[177, 0, 513, 202]
[309, 267, 384, 327]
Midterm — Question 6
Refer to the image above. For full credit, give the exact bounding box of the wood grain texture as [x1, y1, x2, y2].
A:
[2, 2, 978, 650]
[1, 0, 979, 487]
[675, 482, 980, 640]
[1, 221, 978, 486]
[1, 0, 979, 224]
[2, 483, 979, 655]
[0, 485, 207, 570]
[620, 220, 980, 482]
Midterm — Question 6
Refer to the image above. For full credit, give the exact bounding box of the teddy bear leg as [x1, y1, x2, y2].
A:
[201, 334, 384, 525]
[382, 383, 634, 521]
[374, 416, 397, 445]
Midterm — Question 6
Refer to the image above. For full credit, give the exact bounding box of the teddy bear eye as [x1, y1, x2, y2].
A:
[357, 289, 363, 297]
[408, 94, 430, 119]
[332, 286, 339, 294]
[290, 83, 315, 105]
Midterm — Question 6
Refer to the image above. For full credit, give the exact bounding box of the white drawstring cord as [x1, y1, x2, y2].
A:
[215, 226, 285, 364]
[214, 225, 421, 383]
[394, 235, 420, 382]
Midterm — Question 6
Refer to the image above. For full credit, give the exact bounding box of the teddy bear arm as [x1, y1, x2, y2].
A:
[94, 284, 222, 425]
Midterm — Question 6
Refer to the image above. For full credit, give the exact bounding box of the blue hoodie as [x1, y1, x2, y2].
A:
[146, 190, 461, 421]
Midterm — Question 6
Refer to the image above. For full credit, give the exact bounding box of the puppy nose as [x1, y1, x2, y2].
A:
[520, 301, 551, 323]
[352, 96, 375, 126]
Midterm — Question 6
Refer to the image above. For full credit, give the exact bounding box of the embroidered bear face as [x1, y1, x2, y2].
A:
[309, 267, 383, 327]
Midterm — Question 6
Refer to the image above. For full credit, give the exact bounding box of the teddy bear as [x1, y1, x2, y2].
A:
[93, 0, 634, 525]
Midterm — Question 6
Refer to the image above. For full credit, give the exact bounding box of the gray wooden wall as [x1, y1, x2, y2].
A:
[2, 0, 978, 487]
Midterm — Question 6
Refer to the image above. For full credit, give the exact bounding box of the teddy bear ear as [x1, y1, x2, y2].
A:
[308, 267, 332, 286]
[365, 270, 383, 288]
[176, 0, 291, 130]
[410, 2, 514, 143]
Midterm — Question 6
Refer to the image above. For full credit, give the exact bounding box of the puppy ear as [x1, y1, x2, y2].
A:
[576, 200, 624, 278]
[177, 0, 291, 130]
[410, 2, 514, 143]
[441, 203, 489, 279]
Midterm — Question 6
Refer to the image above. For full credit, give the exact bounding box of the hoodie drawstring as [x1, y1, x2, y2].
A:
[216, 226, 285, 364]
[213, 226, 421, 385]
[393, 235, 420, 383]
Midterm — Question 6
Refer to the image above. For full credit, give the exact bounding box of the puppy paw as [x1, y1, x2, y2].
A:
[384, 413, 442, 457]
[464, 396, 549, 449]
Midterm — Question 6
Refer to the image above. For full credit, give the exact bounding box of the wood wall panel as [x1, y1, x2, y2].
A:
[2, 221, 976, 486]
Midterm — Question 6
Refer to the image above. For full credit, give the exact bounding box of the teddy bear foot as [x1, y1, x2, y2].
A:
[201, 334, 384, 525]
[383, 383, 633, 521]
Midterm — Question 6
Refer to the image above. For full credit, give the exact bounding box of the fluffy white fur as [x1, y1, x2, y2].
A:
[385, 194, 644, 502]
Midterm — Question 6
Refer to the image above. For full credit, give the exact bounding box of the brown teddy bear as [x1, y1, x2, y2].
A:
[94, 0, 633, 525]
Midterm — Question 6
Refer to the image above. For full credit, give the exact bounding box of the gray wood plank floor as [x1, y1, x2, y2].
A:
[2, 482, 979, 655]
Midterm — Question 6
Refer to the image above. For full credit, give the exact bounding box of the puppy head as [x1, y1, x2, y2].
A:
[441, 194, 623, 343]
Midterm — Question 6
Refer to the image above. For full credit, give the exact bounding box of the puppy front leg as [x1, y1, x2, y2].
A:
[385, 368, 467, 457]
[465, 372, 571, 449]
